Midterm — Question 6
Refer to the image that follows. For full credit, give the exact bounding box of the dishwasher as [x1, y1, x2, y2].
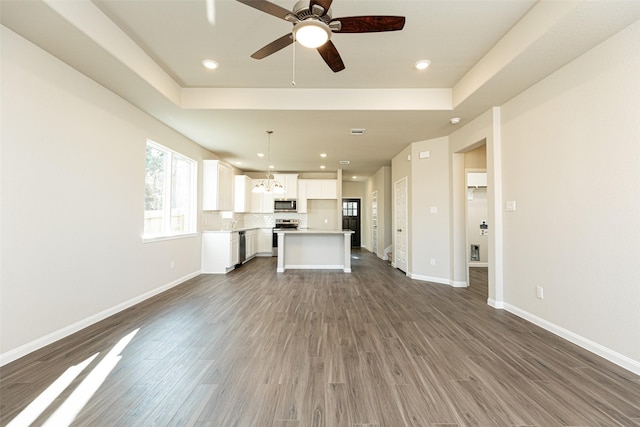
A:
[238, 230, 246, 265]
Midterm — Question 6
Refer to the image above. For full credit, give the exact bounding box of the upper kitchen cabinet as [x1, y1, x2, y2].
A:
[273, 174, 298, 199]
[303, 179, 337, 199]
[202, 160, 234, 211]
[250, 179, 274, 213]
[234, 175, 252, 213]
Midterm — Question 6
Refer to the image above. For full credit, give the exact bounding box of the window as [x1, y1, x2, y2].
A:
[343, 200, 358, 217]
[144, 140, 197, 239]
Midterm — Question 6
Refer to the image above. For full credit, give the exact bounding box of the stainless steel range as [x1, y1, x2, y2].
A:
[272, 218, 299, 256]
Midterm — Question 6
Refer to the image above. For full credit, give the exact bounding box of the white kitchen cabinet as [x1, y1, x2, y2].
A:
[202, 232, 239, 273]
[303, 179, 337, 200]
[250, 179, 274, 213]
[273, 174, 298, 199]
[234, 175, 252, 213]
[297, 179, 308, 213]
[202, 160, 234, 211]
[257, 228, 272, 255]
[246, 229, 258, 259]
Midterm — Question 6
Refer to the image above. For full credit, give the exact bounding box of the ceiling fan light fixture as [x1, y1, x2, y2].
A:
[294, 20, 331, 48]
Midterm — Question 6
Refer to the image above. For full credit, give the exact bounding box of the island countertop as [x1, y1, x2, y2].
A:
[276, 228, 354, 273]
[275, 228, 354, 234]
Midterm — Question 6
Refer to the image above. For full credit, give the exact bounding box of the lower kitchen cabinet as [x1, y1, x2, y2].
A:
[246, 229, 258, 259]
[202, 232, 239, 274]
[257, 228, 272, 255]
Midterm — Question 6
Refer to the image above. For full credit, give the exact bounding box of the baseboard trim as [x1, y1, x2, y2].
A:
[488, 298, 504, 309]
[0, 271, 201, 367]
[409, 274, 450, 286]
[450, 280, 468, 288]
[284, 265, 344, 270]
[503, 303, 640, 376]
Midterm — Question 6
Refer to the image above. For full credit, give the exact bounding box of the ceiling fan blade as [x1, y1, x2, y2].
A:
[251, 34, 294, 59]
[317, 40, 345, 72]
[235, 0, 293, 21]
[310, 0, 333, 16]
[332, 16, 406, 33]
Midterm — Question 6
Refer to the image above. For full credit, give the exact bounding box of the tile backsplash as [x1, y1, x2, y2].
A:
[202, 212, 308, 231]
[202, 212, 276, 231]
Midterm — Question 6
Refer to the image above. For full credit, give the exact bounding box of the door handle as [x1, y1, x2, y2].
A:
[397, 229, 402, 232]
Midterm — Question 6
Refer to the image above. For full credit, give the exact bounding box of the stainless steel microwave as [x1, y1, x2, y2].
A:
[274, 199, 297, 212]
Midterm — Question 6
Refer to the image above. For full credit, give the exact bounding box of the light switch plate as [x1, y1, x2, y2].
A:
[430, 206, 437, 214]
[506, 201, 517, 211]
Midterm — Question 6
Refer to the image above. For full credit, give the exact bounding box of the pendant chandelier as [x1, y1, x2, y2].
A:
[253, 130, 285, 194]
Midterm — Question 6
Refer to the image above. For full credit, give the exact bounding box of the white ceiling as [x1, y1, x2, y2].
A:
[2, 0, 639, 180]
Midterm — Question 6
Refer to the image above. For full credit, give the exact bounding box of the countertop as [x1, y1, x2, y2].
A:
[202, 227, 271, 233]
[276, 228, 354, 234]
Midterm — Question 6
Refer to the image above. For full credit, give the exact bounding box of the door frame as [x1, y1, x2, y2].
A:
[451, 107, 504, 308]
[371, 190, 378, 255]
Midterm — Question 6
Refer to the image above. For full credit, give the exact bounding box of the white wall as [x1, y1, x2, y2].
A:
[499, 20, 640, 368]
[0, 28, 213, 364]
[307, 200, 339, 230]
[410, 137, 451, 283]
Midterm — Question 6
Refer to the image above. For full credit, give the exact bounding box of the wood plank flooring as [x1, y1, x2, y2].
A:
[2, 250, 639, 426]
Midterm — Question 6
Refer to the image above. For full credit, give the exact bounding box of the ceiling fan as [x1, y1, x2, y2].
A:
[236, 0, 406, 72]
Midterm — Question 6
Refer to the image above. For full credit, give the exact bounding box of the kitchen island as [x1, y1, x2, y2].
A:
[276, 229, 355, 273]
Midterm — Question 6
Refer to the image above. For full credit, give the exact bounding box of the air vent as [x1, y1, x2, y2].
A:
[339, 160, 350, 165]
[350, 128, 366, 136]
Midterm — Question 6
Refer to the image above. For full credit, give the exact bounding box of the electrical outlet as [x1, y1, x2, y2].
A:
[430, 258, 436, 265]
[536, 286, 544, 299]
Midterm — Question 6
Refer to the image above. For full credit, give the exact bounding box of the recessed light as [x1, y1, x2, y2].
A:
[269, 165, 275, 169]
[257, 153, 265, 157]
[450, 117, 461, 125]
[415, 59, 431, 70]
[350, 129, 366, 136]
[320, 153, 327, 158]
[320, 165, 326, 169]
[235, 161, 242, 165]
[352, 176, 357, 180]
[202, 59, 219, 70]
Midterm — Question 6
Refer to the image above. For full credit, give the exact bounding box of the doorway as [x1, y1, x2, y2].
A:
[342, 198, 361, 247]
[463, 144, 488, 296]
[394, 177, 408, 273]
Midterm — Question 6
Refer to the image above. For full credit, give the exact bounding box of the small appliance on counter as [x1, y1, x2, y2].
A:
[272, 218, 299, 256]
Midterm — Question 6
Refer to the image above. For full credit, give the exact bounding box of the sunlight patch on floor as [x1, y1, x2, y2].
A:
[6, 353, 98, 427]
[8, 328, 139, 427]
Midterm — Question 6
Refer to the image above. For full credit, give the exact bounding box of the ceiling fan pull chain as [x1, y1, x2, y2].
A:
[291, 32, 296, 86]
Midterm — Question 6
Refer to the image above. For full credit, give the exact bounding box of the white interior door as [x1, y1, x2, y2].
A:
[394, 178, 408, 272]
[371, 191, 378, 255]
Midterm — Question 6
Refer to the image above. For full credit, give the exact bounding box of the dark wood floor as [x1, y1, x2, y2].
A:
[2, 250, 639, 426]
